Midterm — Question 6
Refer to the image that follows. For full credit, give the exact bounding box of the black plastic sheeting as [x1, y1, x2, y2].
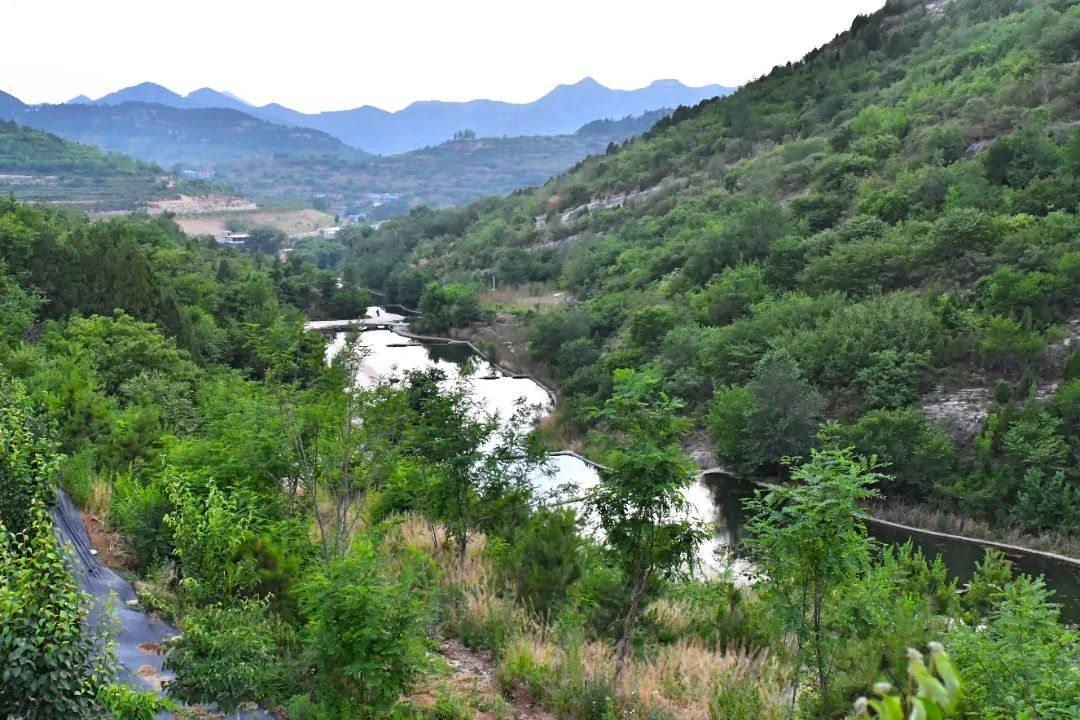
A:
[52, 490, 272, 719]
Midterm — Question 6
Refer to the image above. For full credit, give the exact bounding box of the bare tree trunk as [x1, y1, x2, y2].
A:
[791, 579, 809, 708]
[813, 580, 827, 697]
[457, 529, 468, 573]
[614, 567, 650, 693]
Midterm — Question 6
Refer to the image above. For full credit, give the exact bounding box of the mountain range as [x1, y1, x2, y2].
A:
[0, 95, 361, 166]
[0, 78, 733, 210]
[63, 78, 736, 155]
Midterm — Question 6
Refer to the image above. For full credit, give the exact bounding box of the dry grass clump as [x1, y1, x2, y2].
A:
[496, 624, 783, 720]
[390, 513, 787, 720]
[629, 640, 773, 720]
[86, 476, 113, 519]
[646, 597, 696, 637]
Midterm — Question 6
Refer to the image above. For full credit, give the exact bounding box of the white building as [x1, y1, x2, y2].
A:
[217, 231, 250, 246]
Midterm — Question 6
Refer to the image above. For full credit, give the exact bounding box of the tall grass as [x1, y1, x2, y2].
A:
[389, 514, 788, 720]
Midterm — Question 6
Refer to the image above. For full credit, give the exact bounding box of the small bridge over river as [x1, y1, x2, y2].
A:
[304, 311, 406, 332]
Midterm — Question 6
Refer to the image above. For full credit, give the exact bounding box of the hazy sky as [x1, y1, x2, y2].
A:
[5, 1, 884, 113]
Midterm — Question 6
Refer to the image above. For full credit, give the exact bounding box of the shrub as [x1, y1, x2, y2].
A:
[1051, 378, 1080, 428]
[109, 472, 172, 571]
[162, 600, 280, 713]
[948, 576, 1080, 718]
[0, 376, 57, 536]
[495, 639, 552, 702]
[0, 503, 115, 719]
[501, 507, 585, 619]
[1015, 469, 1080, 534]
[566, 560, 631, 640]
[163, 477, 262, 604]
[959, 549, 1013, 623]
[297, 540, 434, 715]
[818, 408, 957, 497]
[100, 685, 176, 720]
[709, 677, 765, 720]
[855, 350, 928, 410]
[649, 581, 771, 652]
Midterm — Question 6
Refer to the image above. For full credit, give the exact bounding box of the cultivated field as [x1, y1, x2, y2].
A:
[170, 206, 335, 237]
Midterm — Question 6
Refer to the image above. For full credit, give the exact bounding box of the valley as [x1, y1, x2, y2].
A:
[2, 1, 1080, 719]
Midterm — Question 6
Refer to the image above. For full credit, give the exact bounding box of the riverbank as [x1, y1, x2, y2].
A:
[870, 500, 1080, 562]
[392, 324, 560, 408]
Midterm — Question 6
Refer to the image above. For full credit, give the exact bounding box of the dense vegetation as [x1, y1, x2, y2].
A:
[0, 121, 185, 209]
[0, 200, 363, 717]
[3, 2, 1080, 719]
[0, 183, 1071, 720]
[0, 185, 1076, 720]
[341, 0, 1080, 540]
[0, 120, 161, 175]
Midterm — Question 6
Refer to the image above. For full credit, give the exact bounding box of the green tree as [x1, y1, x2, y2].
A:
[297, 539, 433, 716]
[0, 376, 57, 536]
[415, 282, 482, 333]
[400, 369, 544, 570]
[502, 507, 585, 620]
[948, 576, 1080, 719]
[744, 448, 882, 706]
[163, 476, 262, 605]
[818, 408, 956, 496]
[0, 261, 40, 343]
[709, 352, 824, 476]
[584, 369, 705, 691]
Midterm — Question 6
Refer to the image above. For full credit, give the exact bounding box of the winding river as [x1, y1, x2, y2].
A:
[318, 309, 1080, 624]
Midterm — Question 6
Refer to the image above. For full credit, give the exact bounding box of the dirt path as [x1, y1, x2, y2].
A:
[414, 639, 554, 720]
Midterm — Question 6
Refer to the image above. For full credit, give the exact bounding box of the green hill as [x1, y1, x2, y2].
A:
[0, 119, 160, 175]
[0, 120, 179, 209]
[345, 0, 1080, 536]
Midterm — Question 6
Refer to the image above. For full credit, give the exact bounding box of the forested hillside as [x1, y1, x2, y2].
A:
[0, 121, 181, 208]
[0, 120, 160, 175]
[346, 0, 1080, 537]
[2, 198, 1076, 720]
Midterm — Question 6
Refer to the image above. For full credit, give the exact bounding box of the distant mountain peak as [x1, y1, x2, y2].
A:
[187, 87, 251, 106]
[95, 82, 184, 106]
[51, 77, 736, 156]
[118, 81, 174, 95]
[648, 79, 686, 88]
[67, 94, 93, 104]
[560, 76, 605, 90]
